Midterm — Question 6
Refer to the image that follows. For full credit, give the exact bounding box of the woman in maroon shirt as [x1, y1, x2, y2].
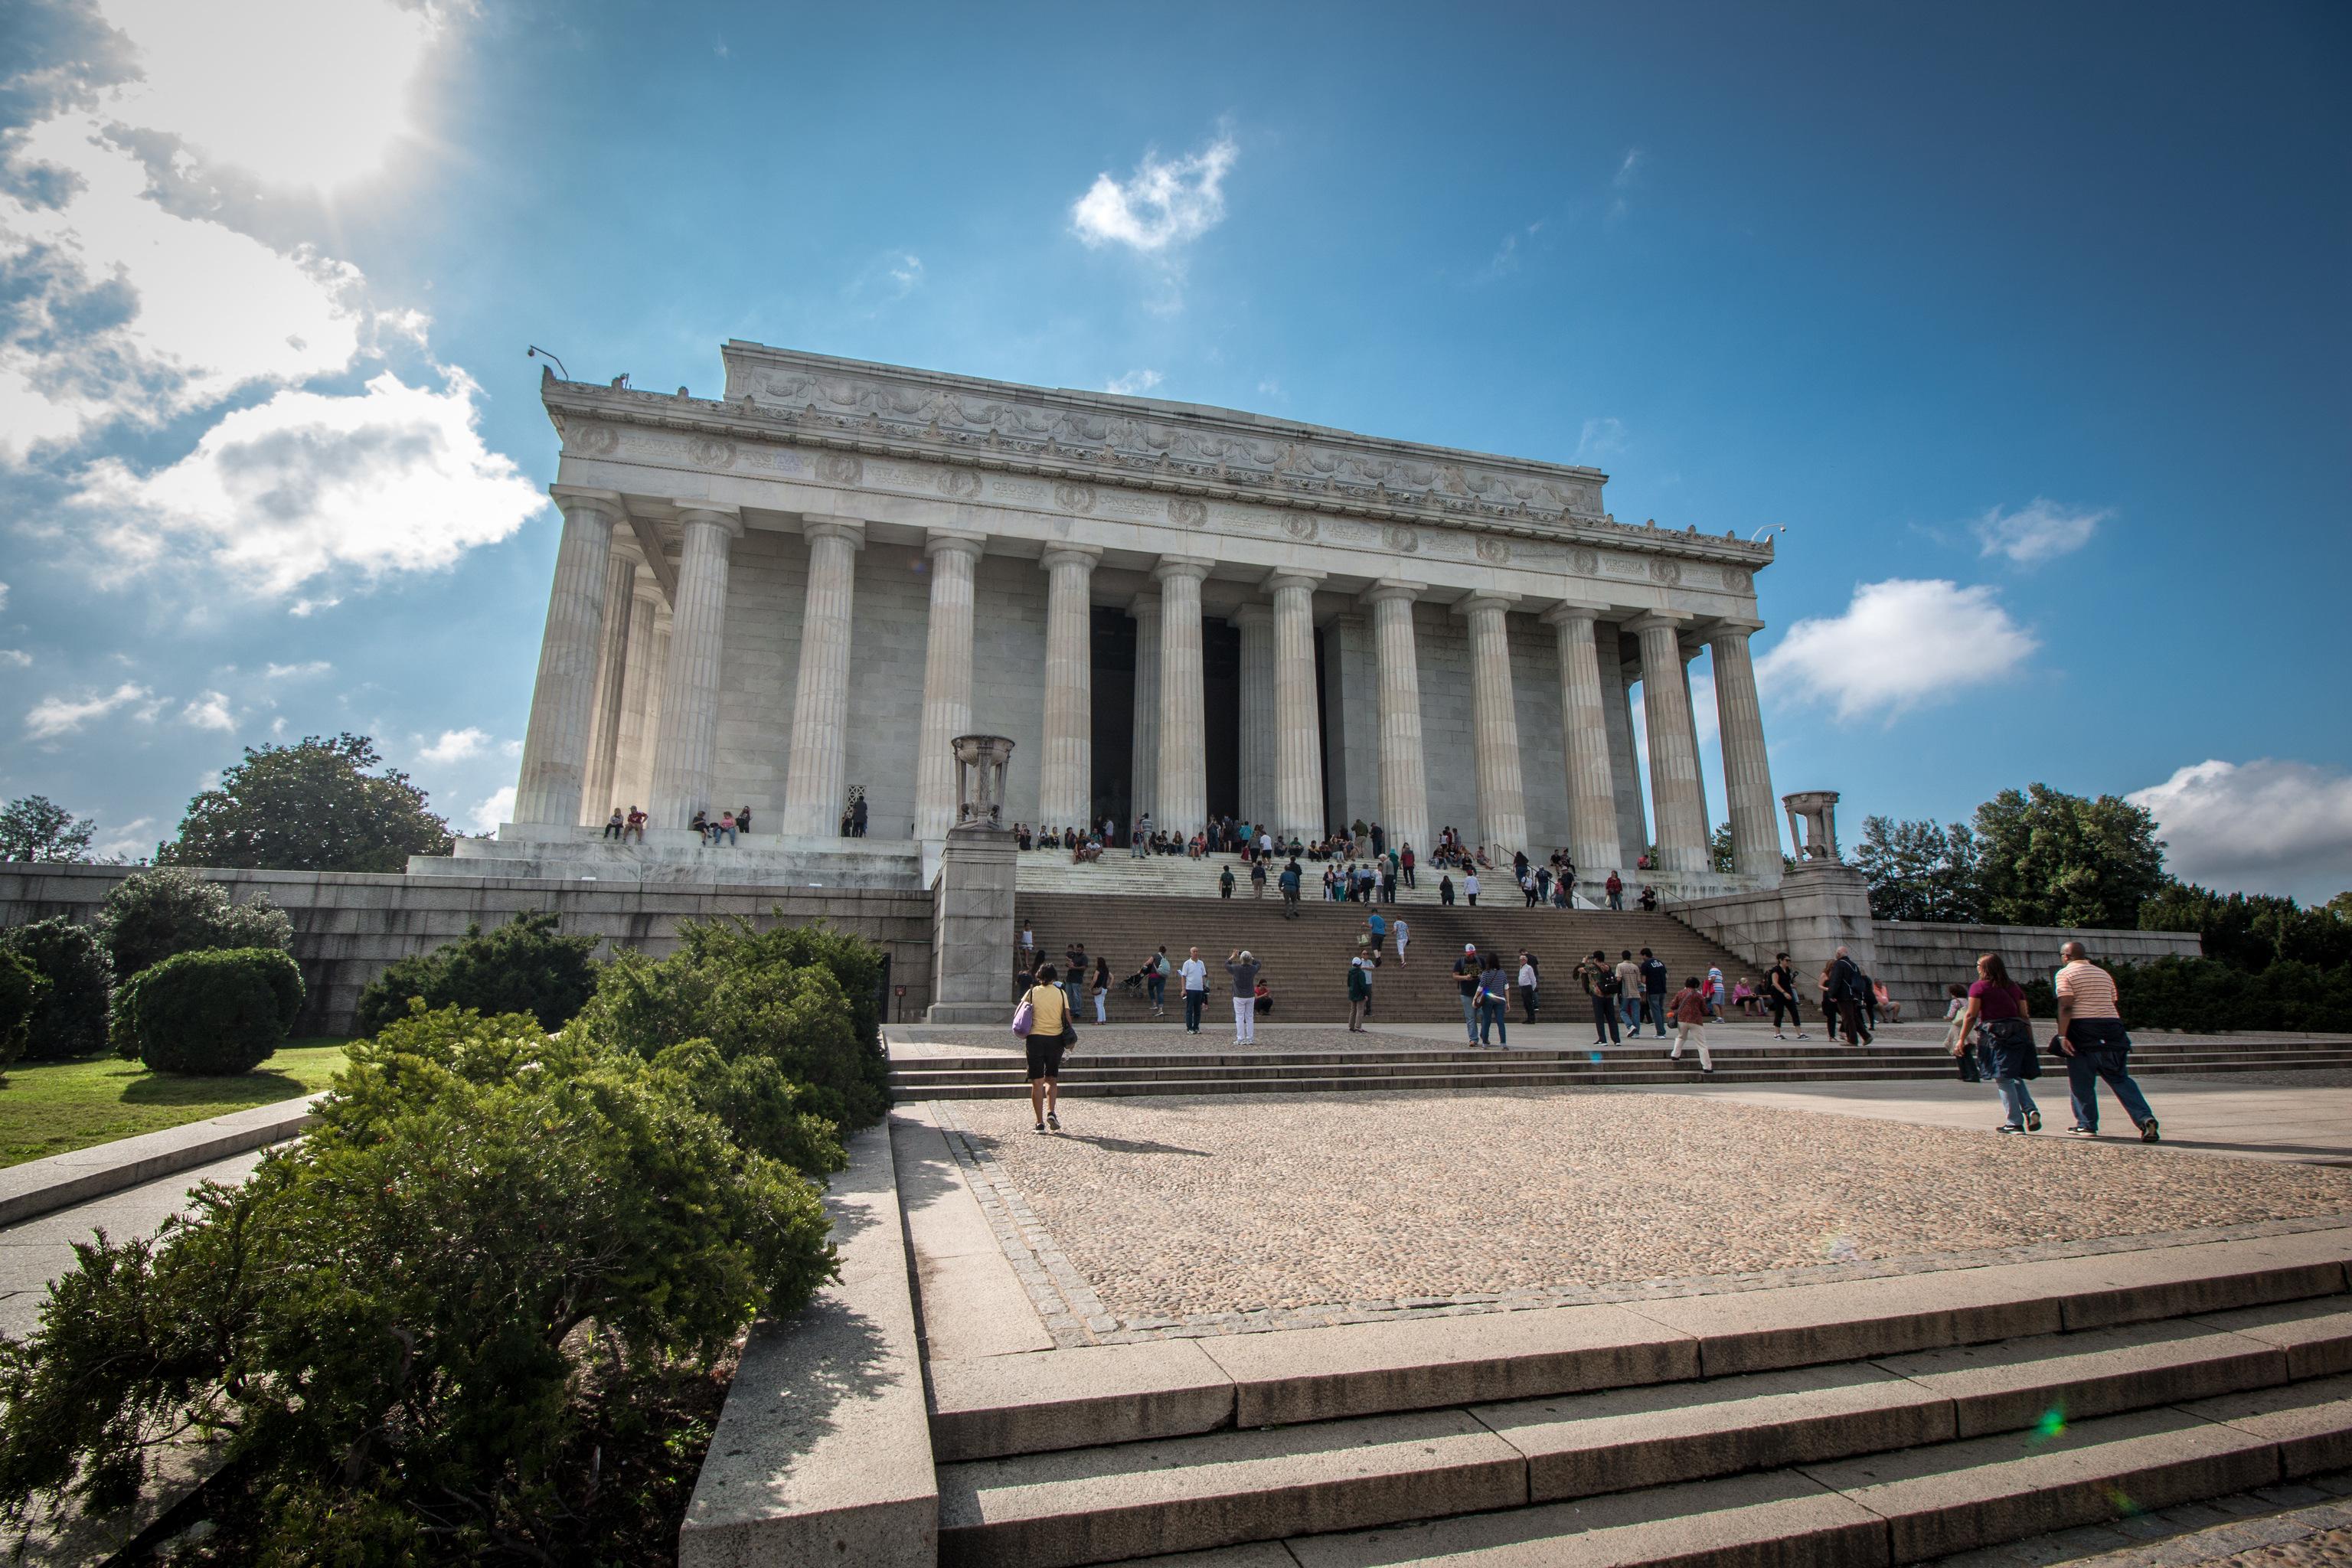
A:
[1954, 953, 2042, 1133]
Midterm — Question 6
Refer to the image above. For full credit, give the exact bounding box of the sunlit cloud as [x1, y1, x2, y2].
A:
[1106, 369, 1164, 396]
[417, 726, 490, 765]
[2128, 759, 2352, 899]
[1072, 133, 1237, 253]
[1974, 497, 2109, 565]
[25, 680, 149, 739]
[1756, 579, 2037, 720]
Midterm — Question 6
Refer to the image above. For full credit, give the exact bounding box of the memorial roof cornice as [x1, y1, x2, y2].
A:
[538, 344, 1775, 569]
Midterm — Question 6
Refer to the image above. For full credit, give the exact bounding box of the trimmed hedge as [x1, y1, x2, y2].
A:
[0, 952, 45, 1070]
[95, 867, 292, 981]
[0, 918, 114, 1060]
[115, 947, 305, 1075]
[352, 909, 600, 1037]
[2024, 955, 2352, 1035]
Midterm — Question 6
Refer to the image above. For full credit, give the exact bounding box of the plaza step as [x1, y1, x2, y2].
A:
[929, 1252, 2352, 1568]
[890, 1039, 2352, 1101]
[1016, 851, 1539, 905]
[1013, 891, 1756, 1027]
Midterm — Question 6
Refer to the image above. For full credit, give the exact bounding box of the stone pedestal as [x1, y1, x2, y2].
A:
[1672, 861, 1876, 981]
[926, 827, 1017, 1024]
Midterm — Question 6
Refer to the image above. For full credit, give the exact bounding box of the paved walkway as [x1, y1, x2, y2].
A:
[0, 1148, 266, 1342]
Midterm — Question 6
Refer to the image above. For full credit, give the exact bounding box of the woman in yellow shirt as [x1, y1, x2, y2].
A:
[1023, 965, 1072, 1133]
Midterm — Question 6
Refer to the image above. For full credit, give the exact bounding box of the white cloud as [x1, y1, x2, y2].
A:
[1576, 417, 1625, 461]
[75, 369, 547, 594]
[263, 660, 331, 678]
[1973, 497, 2109, 565]
[466, 785, 514, 834]
[418, 726, 490, 765]
[1071, 134, 1237, 253]
[1106, 369, 1164, 396]
[179, 689, 233, 730]
[2128, 760, 2352, 899]
[97, 0, 435, 191]
[90, 815, 155, 861]
[25, 680, 149, 739]
[0, 651, 29, 668]
[1756, 579, 2038, 720]
[1614, 149, 1645, 188]
[0, 105, 369, 456]
[288, 596, 341, 617]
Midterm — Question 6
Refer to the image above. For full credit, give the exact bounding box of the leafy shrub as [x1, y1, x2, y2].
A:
[2026, 955, 2352, 1035]
[0, 952, 45, 1071]
[569, 917, 892, 1177]
[353, 910, 601, 1038]
[0, 918, 113, 1060]
[115, 948, 304, 1075]
[95, 867, 292, 981]
[0, 1005, 835, 1560]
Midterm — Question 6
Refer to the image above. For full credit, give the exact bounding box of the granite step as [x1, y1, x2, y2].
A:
[936, 1308, 2352, 1567]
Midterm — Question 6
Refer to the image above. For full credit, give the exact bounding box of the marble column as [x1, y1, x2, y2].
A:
[1037, 544, 1101, 832]
[1266, 570, 1326, 842]
[779, 516, 865, 838]
[1364, 581, 1430, 862]
[648, 504, 743, 832]
[514, 486, 622, 826]
[632, 600, 671, 811]
[1628, 612, 1708, 873]
[1233, 603, 1275, 828]
[1459, 592, 1528, 856]
[578, 549, 639, 825]
[1682, 641, 1711, 851]
[913, 531, 986, 841]
[1127, 593, 1161, 830]
[1540, 603, 1623, 874]
[1606, 652, 1649, 857]
[1709, 618, 1783, 885]
[1153, 557, 1214, 836]
[611, 573, 663, 816]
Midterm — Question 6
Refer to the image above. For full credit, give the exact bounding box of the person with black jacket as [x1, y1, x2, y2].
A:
[1765, 953, 1808, 1040]
[1828, 946, 1873, 1046]
[1576, 949, 1619, 1044]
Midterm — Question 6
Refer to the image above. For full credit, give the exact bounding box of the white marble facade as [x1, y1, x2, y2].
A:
[501, 342, 1788, 893]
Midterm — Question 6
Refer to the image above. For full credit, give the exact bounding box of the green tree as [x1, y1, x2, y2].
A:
[95, 867, 292, 981]
[1709, 822, 1734, 874]
[115, 948, 303, 1075]
[0, 952, 47, 1072]
[354, 910, 602, 1037]
[0, 919, 113, 1060]
[2139, 882, 2352, 973]
[1971, 785, 2167, 929]
[158, 733, 452, 872]
[0, 797, 95, 864]
[1854, 815, 1986, 923]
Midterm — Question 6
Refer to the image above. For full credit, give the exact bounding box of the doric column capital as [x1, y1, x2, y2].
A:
[924, 528, 988, 564]
[549, 483, 625, 521]
[1622, 610, 1691, 637]
[631, 566, 665, 606]
[1453, 590, 1520, 618]
[675, 502, 745, 537]
[1152, 554, 1214, 586]
[1040, 543, 1102, 572]
[1233, 602, 1276, 628]
[1540, 599, 1613, 629]
[1360, 578, 1428, 609]
[1128, 590, 1162, 620]
[1707, 616, 1766, 640]
[800, 514, 864, 548]
[1263, 568, 1325, 596]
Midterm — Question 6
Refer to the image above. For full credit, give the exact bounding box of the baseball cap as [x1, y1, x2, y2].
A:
[1464, 942, 1477, 952]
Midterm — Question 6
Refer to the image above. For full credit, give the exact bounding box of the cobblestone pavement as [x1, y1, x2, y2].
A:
[1930, 1472, 2352, 1566]
[928, 1089, 2352, 1346]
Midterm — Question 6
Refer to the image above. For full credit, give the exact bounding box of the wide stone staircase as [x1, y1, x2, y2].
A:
[923, 1233, 2352, 1566]
[1016, 851, 1560, 906]
[1011, 890, 1749, 1026]
[890, 1032, 2352, 1102]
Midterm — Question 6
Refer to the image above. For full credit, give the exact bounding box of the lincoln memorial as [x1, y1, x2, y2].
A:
[420, 341, 1788, 898]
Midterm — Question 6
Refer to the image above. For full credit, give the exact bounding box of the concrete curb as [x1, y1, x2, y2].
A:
[0, 1095, 320, 1229]
[678, 1117, 938, 1567]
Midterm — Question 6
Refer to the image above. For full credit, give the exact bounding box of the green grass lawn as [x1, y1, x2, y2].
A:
[0, 1040, 353, 1168]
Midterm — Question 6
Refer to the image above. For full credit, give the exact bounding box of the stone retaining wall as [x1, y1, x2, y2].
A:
[1872, 920, 2204, 1014]
[0, 863, 934, 1037]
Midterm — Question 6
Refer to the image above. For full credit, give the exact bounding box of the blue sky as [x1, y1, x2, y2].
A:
[3, 1, 2347, 899]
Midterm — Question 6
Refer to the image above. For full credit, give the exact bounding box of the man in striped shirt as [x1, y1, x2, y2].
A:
[2054, 940, 2160, 1142]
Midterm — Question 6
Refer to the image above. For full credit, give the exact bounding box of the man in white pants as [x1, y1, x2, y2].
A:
[1227, 949, 1261, 1044]
[1393, 919, 1409, 969]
